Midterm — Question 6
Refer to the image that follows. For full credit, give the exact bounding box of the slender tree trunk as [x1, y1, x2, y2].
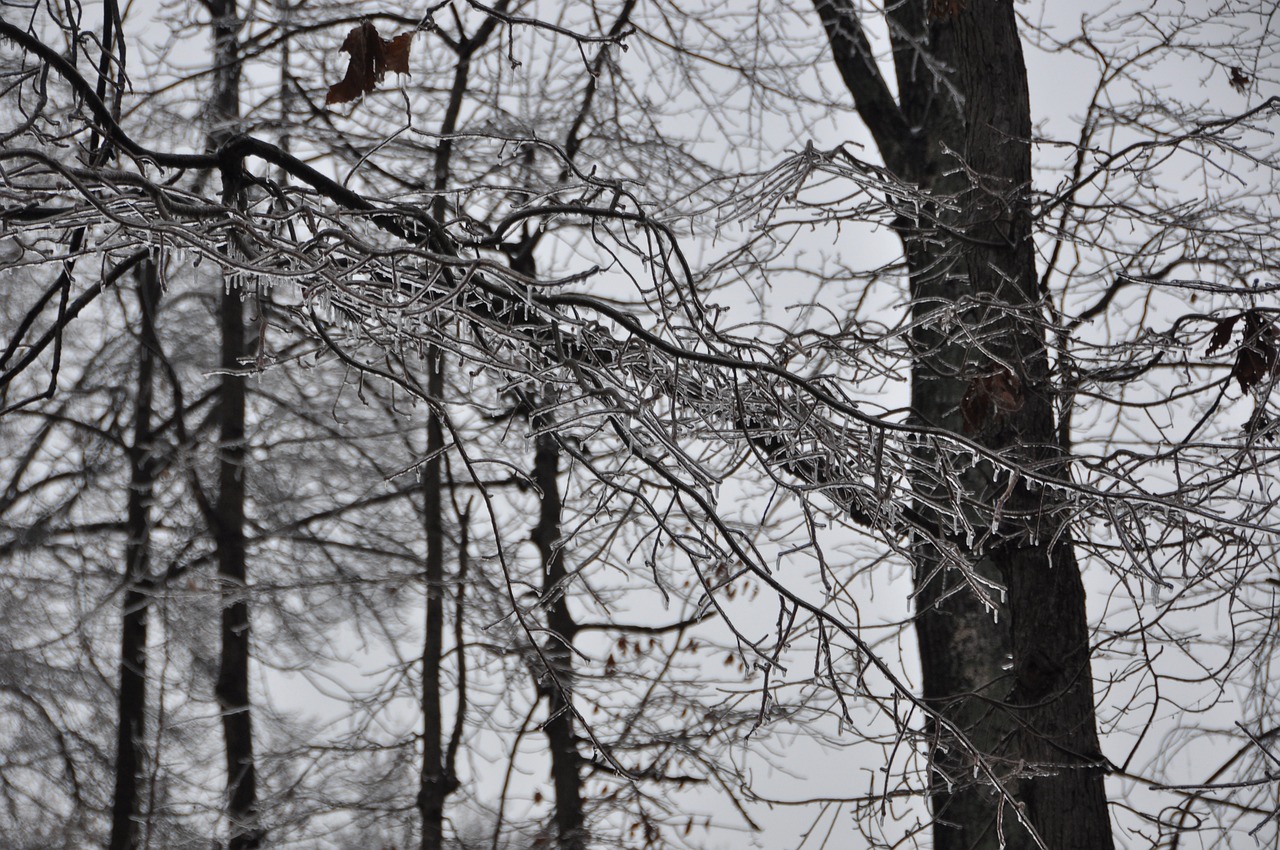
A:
[532, 410, 585, 850]
[416, 19, 507, 845]
[214, 267, 261, 850]
[207, 2, 260, 846]
[508, 168, 586, 846]
[212, 221, 259, 850]
[108, 257, 160, 850]
[816, 1, 1113, 846]
[418, 346, 452, 850]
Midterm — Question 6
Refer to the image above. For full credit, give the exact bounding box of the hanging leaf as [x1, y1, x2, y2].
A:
[1207, 314, 1240, 354]
[961, 368, 1023, 434]
[1233, 346, 1269, 392]
[1232, 310, 1278, 392]
[325, 21, 414, 106]
[1244, 408, 1279, 442]
[928, 0, 965, 20]
[1229, 66, 1252, 94]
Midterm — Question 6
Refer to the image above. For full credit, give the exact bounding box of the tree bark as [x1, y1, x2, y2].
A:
[815, 1, 1113, 847]
[942, 9, 1112, 849]
[208, 1, 261, 846]
[509, 162, 586, 846]
[108, 257, 160, 850]
[214, 268, 261, 850]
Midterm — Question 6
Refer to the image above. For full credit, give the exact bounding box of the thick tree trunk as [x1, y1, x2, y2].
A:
[944, 9, 1112, 849]
[108, 257, 160, 850]
[928, 6, 1112, 848]
[531, 414, 586, 850]
[816, 1, 1113, 846]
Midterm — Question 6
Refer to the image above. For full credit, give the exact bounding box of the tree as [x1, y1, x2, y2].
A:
[810, 2, 1110, 845]
[108, 256, 160, 850]
[3, 4, 749, 849]
[4, 1, 1280, 848]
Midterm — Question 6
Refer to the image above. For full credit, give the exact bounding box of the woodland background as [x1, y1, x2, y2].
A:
[1, 1, 1279, 849]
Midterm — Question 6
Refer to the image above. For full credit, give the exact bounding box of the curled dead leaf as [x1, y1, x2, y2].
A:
[928, 0, 966, 20]
[1232, 310, 1279, 392]
[961, 367, 1023, 434]
[1207, 314, 1240, 354]
[1229, 66, 1252, 94]
[325, 21, 414, 106]
[1244, 408, 1279, 442]
[1233, 346, 1268, 392]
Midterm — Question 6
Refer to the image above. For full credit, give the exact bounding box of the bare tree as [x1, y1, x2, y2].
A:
[107, 256, 160, 850]
[4, 1, 1280, 849]
[806, 3, 1109, 845]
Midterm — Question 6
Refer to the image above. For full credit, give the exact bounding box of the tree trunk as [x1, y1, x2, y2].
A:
[816, 1, 1113, 846]
[947, 9, 1112, 848]
[416, 20, 508, 845]
[508, 199, 586, 848]
[208, 2, 261, 846]
[108, 257, 160, 850]
[214, 270, 261, 850]
[418, 345, 453, 850]
[532, 411, 585, 850]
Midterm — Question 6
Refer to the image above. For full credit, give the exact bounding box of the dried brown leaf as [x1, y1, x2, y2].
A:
[1244, 408, 1278, 442]
[1207, 314, 1240, 354]
[1233, 310, 1278, 392]
[325, 21, 414, 106]
[1229, 66, 1252, 94]
[1233, 346, 1269, 392]
[928, 0, 966, 21]
[961, 368, 1023, 434]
